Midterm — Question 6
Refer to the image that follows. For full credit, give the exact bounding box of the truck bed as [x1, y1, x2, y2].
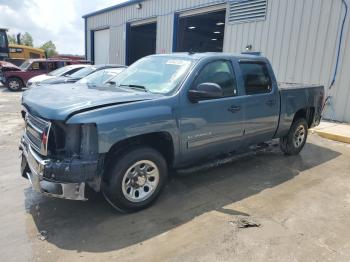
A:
[278, 82, 323, 90]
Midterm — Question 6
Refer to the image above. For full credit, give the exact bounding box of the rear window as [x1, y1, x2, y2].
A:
[239, 62, 272, 95]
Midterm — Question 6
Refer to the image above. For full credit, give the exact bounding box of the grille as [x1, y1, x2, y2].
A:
[25, 112, 51, 156]
[229, 0, 267, 24]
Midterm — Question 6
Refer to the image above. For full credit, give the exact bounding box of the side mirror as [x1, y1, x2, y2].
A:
[188, 82, 223, 102]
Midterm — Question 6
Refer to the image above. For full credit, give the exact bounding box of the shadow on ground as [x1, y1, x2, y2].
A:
[25, 142, 340, 253]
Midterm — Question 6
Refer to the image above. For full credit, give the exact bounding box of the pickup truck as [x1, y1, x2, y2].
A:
[1, 59, 89, 91]
[20, 53, 324, 212]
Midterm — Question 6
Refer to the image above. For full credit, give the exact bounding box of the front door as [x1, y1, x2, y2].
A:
[179, 59, 245, 163]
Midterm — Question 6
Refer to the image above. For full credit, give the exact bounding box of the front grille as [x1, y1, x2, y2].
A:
[25, 112, 51, 156]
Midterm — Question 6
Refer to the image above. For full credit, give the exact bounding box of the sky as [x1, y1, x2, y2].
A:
[0, 0, 129, 55]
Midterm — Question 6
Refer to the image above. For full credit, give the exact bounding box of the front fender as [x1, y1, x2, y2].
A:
[66, 98, 180, 155]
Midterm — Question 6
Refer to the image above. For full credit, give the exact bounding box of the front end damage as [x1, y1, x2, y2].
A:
[20, 110, 103, 200]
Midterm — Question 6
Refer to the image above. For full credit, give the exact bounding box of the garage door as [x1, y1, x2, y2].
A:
[94, 29, 110, 64]
[127, 22, 157, 65]
[175, 9, 226, 53]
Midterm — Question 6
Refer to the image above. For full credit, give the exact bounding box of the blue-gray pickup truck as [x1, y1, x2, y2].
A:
[20, 53, 324, 212]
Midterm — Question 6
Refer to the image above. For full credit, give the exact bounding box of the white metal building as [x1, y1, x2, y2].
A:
[83, 0, 350, 122]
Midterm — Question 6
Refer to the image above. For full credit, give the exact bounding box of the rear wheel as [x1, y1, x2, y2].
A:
[280, 118, 308, 155]
[6, 77, 23, 91]
[102, 146, 168, 213]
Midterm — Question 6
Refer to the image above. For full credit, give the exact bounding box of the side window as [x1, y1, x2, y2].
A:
[65, 67, 81, 76]
[31, 62, 40, 70]
[31, 62, 46, 70]
[47, 62, 56, 71]
[56, 61, 65, 68]
[194, 60, 237, 97]
[239, 62, 272, 95]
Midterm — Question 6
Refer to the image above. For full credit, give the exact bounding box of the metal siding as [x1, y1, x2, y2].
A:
[86, 0, 350, 122]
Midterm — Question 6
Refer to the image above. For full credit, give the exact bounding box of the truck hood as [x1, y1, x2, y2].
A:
[22, 83, 162, 121]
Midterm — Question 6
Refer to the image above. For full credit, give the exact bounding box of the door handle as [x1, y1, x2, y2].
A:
[228, 105, 241, 113]
[266, 100, 276, 106]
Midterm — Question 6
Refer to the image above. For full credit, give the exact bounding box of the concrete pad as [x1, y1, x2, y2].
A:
[311, 121, 350, 144]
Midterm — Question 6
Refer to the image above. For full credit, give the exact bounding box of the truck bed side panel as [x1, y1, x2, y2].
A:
[275, 85, 324, 138]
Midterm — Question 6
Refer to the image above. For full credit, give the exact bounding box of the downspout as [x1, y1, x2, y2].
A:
[322, 0, 348, 117]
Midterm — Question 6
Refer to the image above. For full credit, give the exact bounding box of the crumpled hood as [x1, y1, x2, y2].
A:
[22, 83, 161, 121]
[0, 61, 21, 71]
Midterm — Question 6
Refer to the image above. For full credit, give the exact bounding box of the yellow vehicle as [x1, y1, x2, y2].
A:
[8, 44, 45, 66]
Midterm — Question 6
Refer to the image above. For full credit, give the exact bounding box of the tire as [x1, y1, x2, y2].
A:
[6, 77, 23, 91]
[102, 146, 168, 213]
[280, 118, 308, 155]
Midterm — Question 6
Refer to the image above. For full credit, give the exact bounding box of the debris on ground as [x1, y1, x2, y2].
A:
[37, 230, 48, 241]
[230, 216, 261, 229]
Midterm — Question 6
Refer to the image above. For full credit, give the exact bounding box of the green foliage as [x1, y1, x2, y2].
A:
[40, 41, 58, 57]
[20, 32, 34, 46]
[7, 34, 17, 44]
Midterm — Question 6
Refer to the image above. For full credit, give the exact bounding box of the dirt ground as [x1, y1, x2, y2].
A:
[1, 86, 350, 262]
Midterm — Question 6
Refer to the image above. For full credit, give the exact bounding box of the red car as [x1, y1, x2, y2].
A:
[0, 59, 90, 91]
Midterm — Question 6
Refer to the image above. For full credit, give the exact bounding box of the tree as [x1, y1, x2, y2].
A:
[7, 34, 17, 44]
[40, 41, 58, 57]
[20, 32, 34, 46]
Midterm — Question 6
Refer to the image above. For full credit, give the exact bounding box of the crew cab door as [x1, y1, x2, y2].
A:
[178, 59, 245, 163]
[237, 60, 280, 144]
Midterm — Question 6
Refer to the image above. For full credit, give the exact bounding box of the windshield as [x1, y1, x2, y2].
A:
[0, 31, 7, 49]
[47, 66, 75, 76]
[78, 68, 124, 85]
[108, 56, 194, 94]
[19, 60, 31, 70]
[69, 65, 96, 78]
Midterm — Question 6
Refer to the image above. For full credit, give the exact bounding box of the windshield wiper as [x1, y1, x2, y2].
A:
[119, 84, 148, 92]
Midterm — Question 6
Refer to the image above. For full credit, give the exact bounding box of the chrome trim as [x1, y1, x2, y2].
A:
[24, 111, 51, 156]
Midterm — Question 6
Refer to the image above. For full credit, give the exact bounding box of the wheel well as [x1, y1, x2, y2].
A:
[293, 107, 315, 127]
[104, 132, 174, 170]
[7, 77, 24, 86]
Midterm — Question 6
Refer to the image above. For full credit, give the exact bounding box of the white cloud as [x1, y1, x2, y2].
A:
[0, 0, 129, 55]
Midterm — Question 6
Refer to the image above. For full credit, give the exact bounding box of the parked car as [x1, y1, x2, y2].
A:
[26, 64, 90, 88]
[39, 64, 126, 86]
[1, 59, 89, 91]
[20, 53, 324, 212]
[77, 67, 126, 86]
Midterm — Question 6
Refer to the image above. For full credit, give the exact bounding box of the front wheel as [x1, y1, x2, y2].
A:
[6, 77, 23, 91]
[102, 146, 168, 213]
[280, 118, 308, 155]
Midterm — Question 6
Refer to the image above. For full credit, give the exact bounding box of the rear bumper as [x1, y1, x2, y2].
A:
[20, 137, 87, 201]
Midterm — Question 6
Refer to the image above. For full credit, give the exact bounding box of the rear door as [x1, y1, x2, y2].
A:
[179, 59, 245, 162]
[237, 60, 280, 144]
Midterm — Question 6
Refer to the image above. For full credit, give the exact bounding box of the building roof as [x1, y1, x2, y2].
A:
[82, 0, 144, 19]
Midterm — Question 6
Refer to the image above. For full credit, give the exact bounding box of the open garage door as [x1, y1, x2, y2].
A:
[94, 29, 110, 64]
[175, 9, 226, 53]
[127, 21, 157, 65]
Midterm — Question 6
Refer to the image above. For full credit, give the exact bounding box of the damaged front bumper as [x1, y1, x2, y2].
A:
[19, 137, 97, 201]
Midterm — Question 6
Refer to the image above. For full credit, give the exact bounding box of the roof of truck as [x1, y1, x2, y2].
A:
[152, 52, 268, 61]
